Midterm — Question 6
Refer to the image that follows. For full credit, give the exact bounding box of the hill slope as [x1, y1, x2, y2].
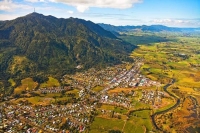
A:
[0, 13, 135, 92]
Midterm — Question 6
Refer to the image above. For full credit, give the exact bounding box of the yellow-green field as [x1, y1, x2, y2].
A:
[14, 78, 38, 94]
[131, 37, 200, 97]
[13, 88, 80, 105]
[39, 77, 60, 88]
[8, 78, 16, 87]
[90, 117, 124, 133]
[92, 86, 104, 92]
[90, 109, 154, 133]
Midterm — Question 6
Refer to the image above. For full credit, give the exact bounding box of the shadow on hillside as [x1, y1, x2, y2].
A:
[119, 35, 177, 45]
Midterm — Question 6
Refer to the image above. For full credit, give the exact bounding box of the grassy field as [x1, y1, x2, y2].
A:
[100, 104, 128, 114]
[14, 77, 60, 95]
[90, 110, 154, 133]
[90, 117, 124, 133]
[14, 78, 38, 94]
[13, 89, 80, 105]
[131, 36, 200, 88]
[92, 86, 104, 92]
[8, 78, 16, 87]
[125, 110, 153, 133]
[65, 88, 80, 98]
[39, 77, 60, 88]
[90, 104, 127, 132]
[13, 96, 54, 105]
[127, 34, 200, 132]
[108, 87, 135, 94]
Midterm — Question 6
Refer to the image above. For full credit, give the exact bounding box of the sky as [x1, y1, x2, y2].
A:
[0, 0, 199, 27]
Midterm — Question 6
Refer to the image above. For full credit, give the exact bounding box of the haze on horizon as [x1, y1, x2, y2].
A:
[0, 0, 199, 28]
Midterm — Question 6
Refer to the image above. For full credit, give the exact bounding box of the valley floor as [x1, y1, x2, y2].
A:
[1, 34, 200, 133]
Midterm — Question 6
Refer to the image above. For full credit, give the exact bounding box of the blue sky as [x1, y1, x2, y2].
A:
[0, 0, 199, 27]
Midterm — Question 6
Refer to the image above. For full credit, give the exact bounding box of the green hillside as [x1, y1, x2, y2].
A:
[0, 13, 136, 94]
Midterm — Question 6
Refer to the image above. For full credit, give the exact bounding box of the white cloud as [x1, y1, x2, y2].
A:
[76, 5, 89, 13]
[150, 18, 200, 27]
[0, 0, 14, 11]
[35, 6, 74, 15]
[49, 0, 143, 12]
[25, 0, 45, 2]
[0, 14, 21, 20]
[67, 10, 74, 14]
[0, 0, 31, 12]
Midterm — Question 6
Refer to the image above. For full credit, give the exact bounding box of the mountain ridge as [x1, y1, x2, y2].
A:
[0, 13, 136, 93]
[98, 23, 200, 33]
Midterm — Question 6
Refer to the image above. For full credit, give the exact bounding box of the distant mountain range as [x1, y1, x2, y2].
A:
[0, 13, 135, 90]
[98, 23, 200, 33]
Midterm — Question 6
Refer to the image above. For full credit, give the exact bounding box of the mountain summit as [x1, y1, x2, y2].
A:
[0, 13, 135, 84]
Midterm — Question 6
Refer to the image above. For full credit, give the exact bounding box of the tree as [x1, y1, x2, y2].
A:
[110, 110, 115, 118]
[32, 75, 48, 84]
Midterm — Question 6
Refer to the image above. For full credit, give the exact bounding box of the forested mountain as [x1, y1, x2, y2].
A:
[0, 13, 135, 91]
[99, 23, 200, 33]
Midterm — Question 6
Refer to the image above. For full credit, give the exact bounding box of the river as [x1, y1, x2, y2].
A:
[151, 79, 181, 131]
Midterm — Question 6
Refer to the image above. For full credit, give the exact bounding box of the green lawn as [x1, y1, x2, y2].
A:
[90, 117, 124, 133]
[92, 86, 104, 92]
[90, 110, 154, 133]
[125, 110, 153, 133]
[100, 104, 128, 114]
[40, 77, 60, 88]
[14, 78, 38, 94]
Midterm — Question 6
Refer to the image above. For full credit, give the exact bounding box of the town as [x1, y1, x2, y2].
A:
[0, 61, 163, 133]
